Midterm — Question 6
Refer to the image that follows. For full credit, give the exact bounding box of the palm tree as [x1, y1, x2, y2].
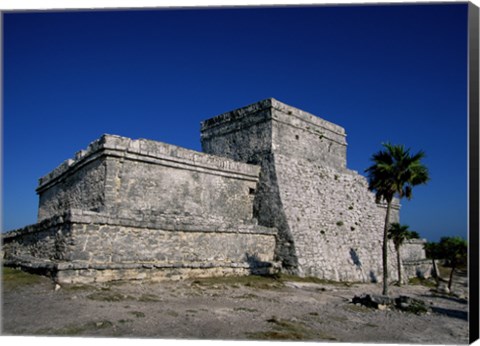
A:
[438, 236, 467, 290]
[424, 241, 442, 280]
[365, 143, 429, 296]
[388, 223, 420, 286]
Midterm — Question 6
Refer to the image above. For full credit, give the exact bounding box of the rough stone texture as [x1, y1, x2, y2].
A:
[201, 98, 408, 282]
[54, 266, 263, 284]
[37, 158, 107, 221]
[401, 239, 428, 261]
[3, 98, 431, 283]
[5, 134, 275, 283]
[3, 210, 276, 283]
[401, 239, 432, 280]
[1, 215, 71, 262]
[38, 135, 260, 223]
[274, 154, 400, 281]
[402, 259, 433, 279]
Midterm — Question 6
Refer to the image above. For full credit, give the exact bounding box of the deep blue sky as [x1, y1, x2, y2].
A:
[3, 4, 468, 241]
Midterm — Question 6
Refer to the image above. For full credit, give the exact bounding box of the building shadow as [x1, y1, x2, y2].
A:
[349, 248, 362, 267]
[420, 294, 468, 305]
[431, 307, 468, 321]
[245, 253, 273, 275]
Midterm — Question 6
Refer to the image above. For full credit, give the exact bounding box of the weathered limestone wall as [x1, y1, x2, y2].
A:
[61, 211, 275, 265]
[4, 98, 429, 284]
[401, 239, 432, 280]
[201, 102, 273, 164]
[2, 215, 71, 262]
[202, 100, 296, 269]
[273, 154, 400, 281]
[270, 102, 347, 169]
[3, 210, 277, 283]
[37, 158, 107, 221]
[5, 134, 277, 283]
[401, 239, 427, 261]
[38, 134, 260, 223]
[201, 98, 402, 282]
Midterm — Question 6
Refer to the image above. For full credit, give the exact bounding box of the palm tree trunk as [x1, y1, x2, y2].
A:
[396, 246, 402, 286]
[382, 200, 392, 296]
[431, 259, 439, 280]
[448, 265, 455, 291]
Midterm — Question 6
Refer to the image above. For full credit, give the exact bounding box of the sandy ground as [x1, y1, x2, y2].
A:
[1, 268, 469, 344]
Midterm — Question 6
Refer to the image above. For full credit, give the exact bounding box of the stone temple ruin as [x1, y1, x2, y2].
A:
[2, 98, 432, 284]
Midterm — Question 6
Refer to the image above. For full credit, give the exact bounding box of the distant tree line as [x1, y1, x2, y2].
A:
[424, 236, 467, 290]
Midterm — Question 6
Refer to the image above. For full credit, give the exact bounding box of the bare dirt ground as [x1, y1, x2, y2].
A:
[1, 268, 469, 344]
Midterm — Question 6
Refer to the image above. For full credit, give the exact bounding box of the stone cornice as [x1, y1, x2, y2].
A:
[37, 134, 261, 193]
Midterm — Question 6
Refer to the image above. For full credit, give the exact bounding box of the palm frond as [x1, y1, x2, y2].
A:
[365, 143, 429, 202]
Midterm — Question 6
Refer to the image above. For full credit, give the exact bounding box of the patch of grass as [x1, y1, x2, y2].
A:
[409, 277, 436, 288]
[278, 273, 354, 287]
[138, 293, 162, 302]
[245, 278, 283, 289]
[437, 264, 452, 278]
[396, 300, 429, 315]
[191, 275, 284, 290]
[277, 273, 325, 284]
[249, 316, 336, 341]
[105, 280, 127, 287]
[234, 307, 258, 313]
[63, 284, 96, 291]
[344, 304, 372, 313]
[364, 323, 378, 328]
[191, 281, 225, 290]
[316, 331, 338, 341]
[233, 293, 259, 299]
[2, 267, 46, 289]
[247, 330, 306, 340]
[265, 317, 311, 340]
[329, 315, 348, 323]
[166, 310, 179, 317]
[183, 291, 202, 297]
[128, 311, 145, 318]
[117, 319, 133, 324]
[267, 317, 303, 329]
[191, 273, 357, 291]
[402, 304, 428, 315]
[35, 320, 113, 336]
[186, 309, 197, 314]
[86, 291, 135, 302]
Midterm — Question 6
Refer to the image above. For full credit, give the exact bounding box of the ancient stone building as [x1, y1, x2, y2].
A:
[2, 98, 431, 283]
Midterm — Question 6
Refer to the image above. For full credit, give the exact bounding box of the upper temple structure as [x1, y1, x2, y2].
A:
[2, 98, 431, 284]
